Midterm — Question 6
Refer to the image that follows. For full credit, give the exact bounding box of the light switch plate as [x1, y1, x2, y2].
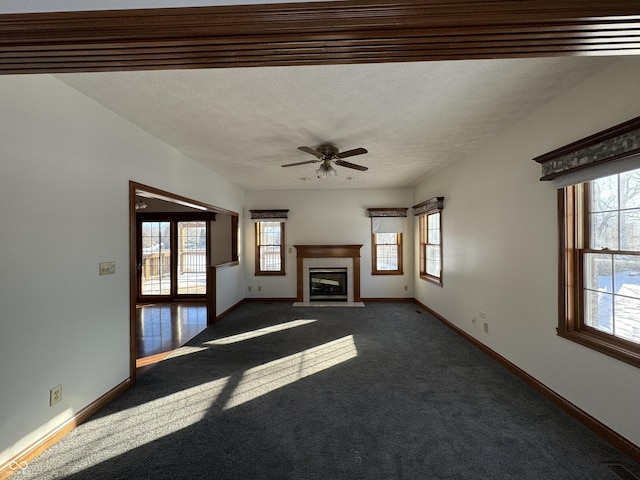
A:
[99, 261, 115, 275]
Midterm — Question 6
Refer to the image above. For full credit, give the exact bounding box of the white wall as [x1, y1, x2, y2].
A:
[211, 214, 233, 266]
[0, 74, 245, 466]
[243, 188, 414, 299]
[413, 57, 640, 447]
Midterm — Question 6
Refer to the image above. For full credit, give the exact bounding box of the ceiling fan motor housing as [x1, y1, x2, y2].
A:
[316, 145, 339, 158]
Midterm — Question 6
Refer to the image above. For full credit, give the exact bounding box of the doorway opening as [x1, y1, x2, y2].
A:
[129, 181, 239, 381]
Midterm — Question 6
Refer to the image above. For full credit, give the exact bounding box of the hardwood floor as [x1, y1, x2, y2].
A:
[136, 302, 207, 373]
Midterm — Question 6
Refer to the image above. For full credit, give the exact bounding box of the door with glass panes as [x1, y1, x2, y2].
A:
[138, 220, 207, 299]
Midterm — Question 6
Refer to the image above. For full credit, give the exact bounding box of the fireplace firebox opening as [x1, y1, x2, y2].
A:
[309, 268, 348, 301]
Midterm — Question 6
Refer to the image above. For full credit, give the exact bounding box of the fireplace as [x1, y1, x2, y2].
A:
[294, 245, 363, 303]
[309, 268, 348, 301]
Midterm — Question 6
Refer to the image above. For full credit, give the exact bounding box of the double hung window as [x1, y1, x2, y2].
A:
[372, 232, 403, 274]
[414, 197, 444, 286]
[251, 210, 288, 276]
[368, 208, 406, 275]
[582, 170, 640, 341]
[255, 221, 285, 275]
[535, 116, 640, 367]
[560, 169, 640, 364]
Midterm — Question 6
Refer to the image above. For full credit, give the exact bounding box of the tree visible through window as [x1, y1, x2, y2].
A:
[582, 168, 640, 343]
[255, 221, 285, 275]
[534, 116, 640, 367]
[559, 166, 640, 367]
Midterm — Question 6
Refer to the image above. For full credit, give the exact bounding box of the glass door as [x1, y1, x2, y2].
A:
[177, 221, 207, 295]
[138, 218, 208, 300]
[140, 221, 172, 296]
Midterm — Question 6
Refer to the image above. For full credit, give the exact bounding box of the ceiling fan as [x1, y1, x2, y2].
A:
[282, 145, 368, 178]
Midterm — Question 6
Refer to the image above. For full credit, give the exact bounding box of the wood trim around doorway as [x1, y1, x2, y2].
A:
[128, 181, 239, 383]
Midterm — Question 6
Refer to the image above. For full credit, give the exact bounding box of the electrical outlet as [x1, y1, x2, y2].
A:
[248, 286, 252, 292]
[472, 316, 477, 326]
[404, 285, 408, 291]
[50, 385, 62, 406]
[479, 311, 486, 320]
[99, 261, 115, 275]
[483, 322, 489, 334]
[258, 286, 262, 292]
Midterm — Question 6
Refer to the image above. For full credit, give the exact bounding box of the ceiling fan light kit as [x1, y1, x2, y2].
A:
[282, 144, 369, 179]
[316, 162, 337, 178]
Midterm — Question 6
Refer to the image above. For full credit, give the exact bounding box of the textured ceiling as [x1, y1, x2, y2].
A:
[56, 57, 614, 190]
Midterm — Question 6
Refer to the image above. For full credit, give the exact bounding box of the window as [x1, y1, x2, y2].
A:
[414, 197, 444, 285]
[368, 208, 407, 276]
[535, 116, 640, 367]
[420, 212, 442, 282]
[372, 232, 403, 274]
[255, 221, 285, 275]
[559, 168, 640, 365]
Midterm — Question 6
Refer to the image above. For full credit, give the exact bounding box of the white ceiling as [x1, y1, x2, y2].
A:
[56, 57, 615, 190]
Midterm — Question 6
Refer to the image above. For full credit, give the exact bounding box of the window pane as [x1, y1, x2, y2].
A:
[259, 222, 281, 246]
[590, 212, 618, 250]
[613, 255, 640, 300]
[620, 209, 640, 251]
[584, 290, 613, 334]
[178, 221, 206, 295]
[376, 244, 398, 270]
[141, 221, 171, 296]
[375, 233, 397, 245]
[426, 245, 441, 277]
[620, 169, 640, 209]
[427, 213, 440, 244]
[614, 296, 640, 343]
[590, 174, 618, 212]
[260, 246, 281, 271]
[584, 253, 613, 293]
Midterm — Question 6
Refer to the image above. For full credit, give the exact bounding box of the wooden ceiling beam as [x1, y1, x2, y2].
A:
[0, 0, 639, 73]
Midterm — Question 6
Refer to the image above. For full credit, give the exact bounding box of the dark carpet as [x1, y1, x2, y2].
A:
[24, 302, 640, 479]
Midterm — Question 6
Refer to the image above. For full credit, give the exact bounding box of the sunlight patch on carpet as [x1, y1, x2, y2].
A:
[223, 334, 357, 410]
[28, 334, 356, 478]
[204, 319, 317, 345]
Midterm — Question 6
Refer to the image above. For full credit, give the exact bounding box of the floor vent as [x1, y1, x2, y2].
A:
[606, 463, 640, 480]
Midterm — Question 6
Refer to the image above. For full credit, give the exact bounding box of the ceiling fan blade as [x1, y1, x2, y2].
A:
[337, 147, 367, 159]
[335, 159, 369, 171]
[281, 160, 319, 167]
[298, 146, 323, 159]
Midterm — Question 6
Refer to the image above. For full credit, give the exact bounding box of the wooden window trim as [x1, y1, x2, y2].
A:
[419, 211, 443, 286]
[255, 221, 285, 276]
[558, 186, 640, 368]
[371, 232, 403, 275]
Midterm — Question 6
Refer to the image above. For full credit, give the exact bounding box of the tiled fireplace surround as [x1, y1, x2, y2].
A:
[294, 245, 362, 303]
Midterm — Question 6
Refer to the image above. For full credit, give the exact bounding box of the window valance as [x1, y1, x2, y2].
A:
[412, 197, 444, 216]
[533, 116, 640, 186]
[366, 208, 408, 218]
[249, 209, 289, 221]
